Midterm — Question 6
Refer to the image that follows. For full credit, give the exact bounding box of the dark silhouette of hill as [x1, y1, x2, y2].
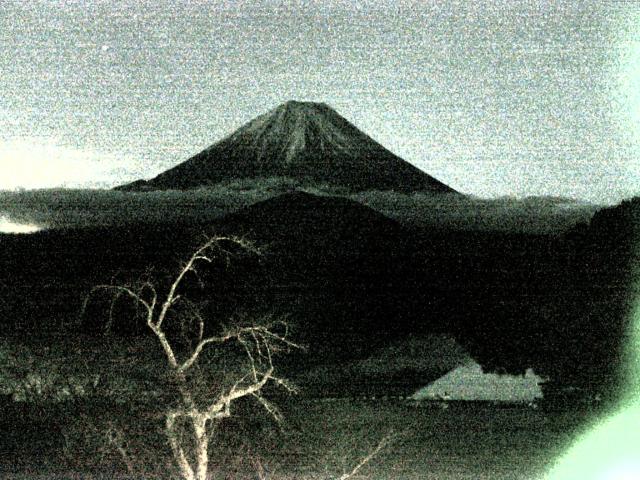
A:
[212, 192, 425, 368]
[0, 192, 416, 342]
[0, 192, 427, 394]
[542, 196, 640, 397]
[220, 190, 410, 266]
[116, 101, 455, 193]
[1, 191, 637, 398]
[444, 196, 640, 402]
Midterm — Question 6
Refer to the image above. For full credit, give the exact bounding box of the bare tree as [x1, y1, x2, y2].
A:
[85, 236, 300, 480]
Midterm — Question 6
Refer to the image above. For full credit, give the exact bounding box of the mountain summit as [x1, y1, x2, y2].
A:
[117, 101, 455, 193]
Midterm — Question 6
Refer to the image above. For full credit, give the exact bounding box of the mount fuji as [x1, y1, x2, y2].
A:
[117, 101, 456, 193]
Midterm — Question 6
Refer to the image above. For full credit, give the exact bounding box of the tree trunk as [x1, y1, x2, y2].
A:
[167, 413, 196, 480]
[194, 414, 209, 480]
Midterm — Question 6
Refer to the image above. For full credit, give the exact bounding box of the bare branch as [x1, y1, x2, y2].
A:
[252, 456, 269, 480]
[206, 366, 275, 420]
[156, 235, 253, 330]
[249, 320, 304, 352]
[106, 288, 125, 334]
[179, 323, 302, 373]
[338, 432, 396, 480]
[238, 335, 259, 382]
[89, 284, 154, 322]
[251, 392, 283, 423]
[149, 323, 179, 369]
[83, 283, 178, 369]
[249, 328, 265, 359]
[178, 333, 235, 373]
[105, 425, 137, 476]
[269, 375, 299, 395]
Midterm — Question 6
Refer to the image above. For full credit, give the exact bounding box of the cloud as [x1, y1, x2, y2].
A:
[0, 139, 132, 190]
[0, 215, 42, 234]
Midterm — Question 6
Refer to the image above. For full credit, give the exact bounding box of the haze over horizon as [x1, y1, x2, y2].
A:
[1, 0, 639, 204]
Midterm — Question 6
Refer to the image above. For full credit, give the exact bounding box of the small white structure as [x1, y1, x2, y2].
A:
[412, 360, 544, 403]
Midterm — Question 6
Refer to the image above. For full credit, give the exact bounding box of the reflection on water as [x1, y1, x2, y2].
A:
[413, 361, 544, 403]
[0, 215, 42, 234]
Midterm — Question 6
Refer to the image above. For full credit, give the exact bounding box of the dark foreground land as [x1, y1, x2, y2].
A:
[0, 394, 603, 480]
[0, 190, 637, 479]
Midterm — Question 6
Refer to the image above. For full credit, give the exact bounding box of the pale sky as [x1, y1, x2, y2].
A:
[1, 0, 639, 203]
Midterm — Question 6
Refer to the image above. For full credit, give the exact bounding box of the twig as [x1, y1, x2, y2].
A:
[338, 432, 396, 480]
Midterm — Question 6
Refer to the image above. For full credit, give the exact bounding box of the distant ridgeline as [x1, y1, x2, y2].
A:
[116, 101, 456, 194]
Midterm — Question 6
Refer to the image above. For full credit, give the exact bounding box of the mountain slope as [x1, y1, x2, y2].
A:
[212, 191, 423, 363]
[117, 101, 456, 193]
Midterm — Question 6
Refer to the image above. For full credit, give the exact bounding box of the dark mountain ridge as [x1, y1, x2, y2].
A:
[117, 101, 456, 193]
[1, 192, 636, 398]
